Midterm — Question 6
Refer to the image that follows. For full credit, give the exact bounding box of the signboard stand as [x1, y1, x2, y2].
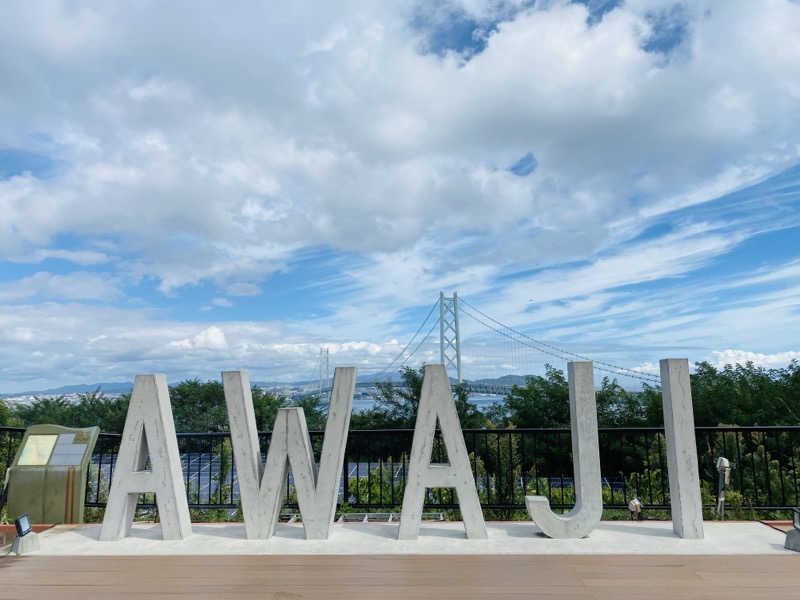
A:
[6, 424, 100, 525]
[10, 531, 40, 555]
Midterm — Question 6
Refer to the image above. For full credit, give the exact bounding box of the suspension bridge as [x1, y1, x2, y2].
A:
[314, 292, 661, 398]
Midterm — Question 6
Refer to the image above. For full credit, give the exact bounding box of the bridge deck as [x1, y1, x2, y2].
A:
[2, 554, 799, 600]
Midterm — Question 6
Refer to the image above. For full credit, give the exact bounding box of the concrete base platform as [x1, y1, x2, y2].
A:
[27, 520, 790, 556]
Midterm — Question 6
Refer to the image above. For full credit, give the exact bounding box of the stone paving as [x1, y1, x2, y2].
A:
[22, 520, 791, 556]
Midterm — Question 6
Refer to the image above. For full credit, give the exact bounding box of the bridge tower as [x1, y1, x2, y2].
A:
[439, 291, 462, 383]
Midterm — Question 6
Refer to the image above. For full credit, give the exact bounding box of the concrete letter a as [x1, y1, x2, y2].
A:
[100, 374, 191, 541]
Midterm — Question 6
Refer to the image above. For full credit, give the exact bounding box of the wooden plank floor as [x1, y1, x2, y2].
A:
[1, 554, 798, 600]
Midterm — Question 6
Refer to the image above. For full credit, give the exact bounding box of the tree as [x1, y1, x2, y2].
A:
[595, 377, 648, 427]
[353, 367, 488, 429]
[639, 384, 664, 426]
[9, 380, 290, 433]
[289, 394, 327, 431]
[71, 389, 130, 432]
[169, 379, 293, 432]
[7, 360, 800, 434]
[453, 382, 485, 428]
[502, 365, 570, 428]
[352, 367, 425, 429]
[686, 360, 800, 426]
[498, 360, 800, 428]
[375, 366, 424, 428]
[251, 386, 286, 431]
[0, 395, 15, 426]
[169, 379, 228, 432]
[10, 389, 129, 432]
[12, 395, 74, 427]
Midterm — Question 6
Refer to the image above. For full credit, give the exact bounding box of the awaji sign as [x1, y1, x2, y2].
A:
[99, 360, 704, 544]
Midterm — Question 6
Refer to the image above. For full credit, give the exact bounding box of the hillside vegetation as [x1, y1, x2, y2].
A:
[2, 360, 798, 432]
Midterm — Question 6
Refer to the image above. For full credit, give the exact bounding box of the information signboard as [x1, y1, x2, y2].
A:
[6, 424, 100, 524]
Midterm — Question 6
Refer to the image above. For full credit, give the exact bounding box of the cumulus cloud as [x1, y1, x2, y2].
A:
[711, 349, 800, 370]
[11, 248, 111, 265]
[169, 326, 229, 351]
[1, 1, 798, 288]
[0, 301, 411, 390]
[0, 272, 120, 302]
[0, 1, 799, 387]
[631, 361, 659, 375]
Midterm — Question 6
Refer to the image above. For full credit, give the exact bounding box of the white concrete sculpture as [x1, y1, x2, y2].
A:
[525, 361, 602, 538]
[222, 367, 355, 539]
[100, 374, 192, 541]
[661, 358, 704, 539]
[398, 364, 487, 540]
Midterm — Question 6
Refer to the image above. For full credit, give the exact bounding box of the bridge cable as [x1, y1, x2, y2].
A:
[458, 303, 661, 385]
[459, 297, 661, 384]
[371, 299, 440, 380]
[400, 317, 440, 368]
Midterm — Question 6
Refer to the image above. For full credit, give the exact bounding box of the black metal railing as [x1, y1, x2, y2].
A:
[2, 425, 799, 516]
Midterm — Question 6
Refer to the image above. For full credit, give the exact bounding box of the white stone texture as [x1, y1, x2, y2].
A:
[398, 364, 487, 540]
[222, 367, 355, 540]
[221, 370, 266, 539]
[785, 528, 800, 552]
[99, 374, 192, 541]
[31, 521, 790, 556]
[661, 358, 704, 539]
[525, 361, 602, 538]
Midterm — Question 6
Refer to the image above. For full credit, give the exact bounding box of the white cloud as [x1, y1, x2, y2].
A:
[211, 297, 232, 307]
[639, 164, 773, 218]
[192, 326, 228, 350]
[11, 248, 111, 265]
[0, 300, 412, 390]
[0, 1, 799, 387]
[228, 283, 261, 297]
[170, 326, 229, 351]
[632, 361, 659, 375]
[305, 25, 349, 55]
[711, 349, 800, 370]
[0, 272, 120, 302]
[0, 0, 798, 292]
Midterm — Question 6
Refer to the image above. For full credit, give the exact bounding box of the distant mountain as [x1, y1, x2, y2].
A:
[5, 382, 134, 396]
[354, 373, 404, 384]
[2, 372, 529, 398]
[469, 374, 530, 386]
[4, 380, 293, 397]
[251, 380, 309, 388]
[357, 373, 531, 386]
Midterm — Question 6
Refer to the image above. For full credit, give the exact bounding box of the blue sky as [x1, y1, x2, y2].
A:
[1, 0, 800, 391]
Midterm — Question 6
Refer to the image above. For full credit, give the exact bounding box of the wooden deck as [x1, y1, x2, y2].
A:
[1, 554, 798, 599]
